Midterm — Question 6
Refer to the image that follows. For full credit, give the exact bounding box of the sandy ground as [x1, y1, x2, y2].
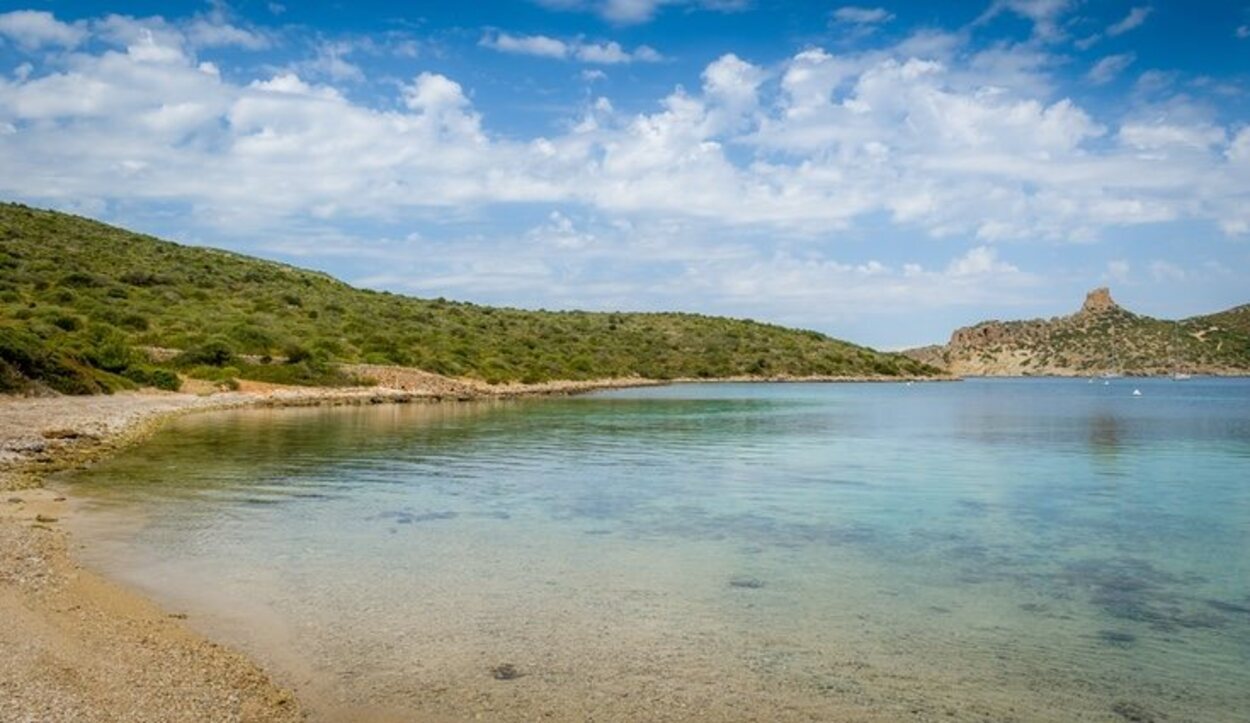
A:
[0, 373, 666, 723]
[0, 391, 309, 722]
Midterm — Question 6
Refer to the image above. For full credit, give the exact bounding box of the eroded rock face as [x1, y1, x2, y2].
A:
[950, 322, 1012, 350]
[1081, 287, 1119, 315]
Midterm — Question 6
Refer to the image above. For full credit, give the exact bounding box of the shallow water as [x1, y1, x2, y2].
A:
[65, 379, 1250, 721]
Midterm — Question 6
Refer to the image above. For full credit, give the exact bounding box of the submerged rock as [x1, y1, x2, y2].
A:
[1096, 630, 1136, 647]
[1111, 700, 1157, 722]
[1206, 598, 1250, 615]
[491, 663, 521, 680]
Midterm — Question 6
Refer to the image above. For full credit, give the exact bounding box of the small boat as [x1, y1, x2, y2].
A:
[1171, 372, 1191, 381]
[1132, 389, 1142, 396]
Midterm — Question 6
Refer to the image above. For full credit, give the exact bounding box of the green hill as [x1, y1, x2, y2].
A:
[904, 288, 1250, 376]
[0, 203, 938, 394]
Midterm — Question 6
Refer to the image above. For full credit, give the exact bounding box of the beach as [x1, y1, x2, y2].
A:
[0, 377, 665, 722]
[0, 391, 305, 722]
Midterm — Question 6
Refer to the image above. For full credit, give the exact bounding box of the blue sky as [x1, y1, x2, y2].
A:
[1, 1, 1247, 348]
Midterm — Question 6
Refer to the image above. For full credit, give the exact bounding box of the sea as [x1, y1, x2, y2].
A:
[63, 378, 1250, 721]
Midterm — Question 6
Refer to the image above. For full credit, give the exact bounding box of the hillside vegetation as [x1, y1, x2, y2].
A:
[0, 203, 937, 394]
[905, 288, 1250, 377]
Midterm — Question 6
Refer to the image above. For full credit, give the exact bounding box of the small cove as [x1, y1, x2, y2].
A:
[63, 379, 1250, 721]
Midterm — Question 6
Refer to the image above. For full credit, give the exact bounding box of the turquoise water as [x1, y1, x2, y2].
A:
[65, 379, 1250, 721]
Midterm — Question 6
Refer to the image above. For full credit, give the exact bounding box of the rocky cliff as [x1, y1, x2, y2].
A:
[904, 288, 1250, 377]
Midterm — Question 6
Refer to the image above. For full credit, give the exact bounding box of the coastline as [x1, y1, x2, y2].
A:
[0, 371, 946, 722]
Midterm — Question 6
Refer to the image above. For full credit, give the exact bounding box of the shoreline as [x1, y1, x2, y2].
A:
[0, 371, 949, 722]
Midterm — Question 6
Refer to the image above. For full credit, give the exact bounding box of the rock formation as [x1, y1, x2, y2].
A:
[904, 289, 1250, 377]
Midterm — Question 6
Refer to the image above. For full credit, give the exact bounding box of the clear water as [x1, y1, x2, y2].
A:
[64, 379, 1250, 721]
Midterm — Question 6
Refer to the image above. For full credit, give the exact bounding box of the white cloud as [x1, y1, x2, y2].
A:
[186, 18, 269, 50]
[946, 246, 1018, 276]
[0, 10, 87, 50]
[0, 11, 1247, 250]
[978, 0, 1075, 41]
[701, 53, 766, 123]
[1106, 259, 1130, 283]
[1149, 260, 1186, 282]
[296, 41, 365, 82]
[481, 32, 662, 64]
[1087, 53, 1135, 85]
[482, 32, 568, 59]
[576, 40, 646, 64]
[1119, 122, 1225, 152]
[532, 0, 747, 25]
[1106, 6, 1152, 37]
[831, 6, 894, 25]
[1074, 34, 1101, 49]
[528, 210, 598, 250]
[1228, 128, 1250, 163]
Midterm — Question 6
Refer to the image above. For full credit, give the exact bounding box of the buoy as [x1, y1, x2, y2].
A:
[1132, 389, 1142, 396]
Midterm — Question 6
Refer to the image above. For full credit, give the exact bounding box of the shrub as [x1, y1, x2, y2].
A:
[282, 343, 315, 364]
[83, 325, 135, 373]
[0, 326, 105, 395]
[174, 339, 235, 367]
[51, 313, 82, 332]
[149, 368, 181, 391]
[123, 365, 181, 392]
[61, 272, 103, 288]
[119, 270, 169, 286]
[119, 313, 149, 331]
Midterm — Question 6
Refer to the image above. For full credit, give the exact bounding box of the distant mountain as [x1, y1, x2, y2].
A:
[0, 203, 940, 394]
[904, 288, 1250, 377]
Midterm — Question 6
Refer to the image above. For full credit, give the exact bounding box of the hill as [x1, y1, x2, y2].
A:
[0, 203, 938, 394]
[904, 288, 1250, 377]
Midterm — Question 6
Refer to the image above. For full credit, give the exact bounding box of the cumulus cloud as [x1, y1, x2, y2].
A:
[487, 32, 567, 58]
[0, 10, 87, 50]
[946, 246, 1018, 276]
[0, 10, 1247, 252]
[481, 32, 661, 64]
[1106, 6, 1152, 37]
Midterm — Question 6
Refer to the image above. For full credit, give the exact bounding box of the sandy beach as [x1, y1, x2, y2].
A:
[0, 391, 306, 722]
[0, 374, 648, 722]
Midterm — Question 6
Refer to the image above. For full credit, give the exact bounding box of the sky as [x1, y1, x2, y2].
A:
[0, 1, 1247, 348]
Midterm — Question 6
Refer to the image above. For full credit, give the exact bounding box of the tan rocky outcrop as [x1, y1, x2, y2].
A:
[902, 288, 1250, 377]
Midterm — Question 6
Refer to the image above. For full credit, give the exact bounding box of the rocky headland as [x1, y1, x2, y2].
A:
[905, 288, 1250, 377]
